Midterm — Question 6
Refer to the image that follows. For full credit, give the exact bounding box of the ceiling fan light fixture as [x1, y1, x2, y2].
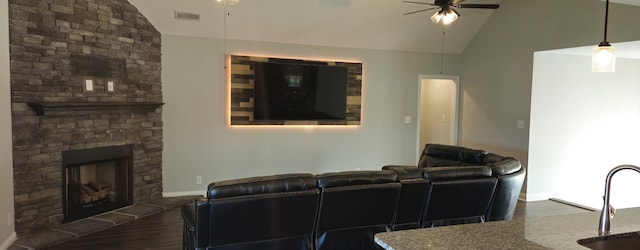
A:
[430, 9, 458, 25]
[216, 0, 239, 5]
[430, 10, 444, 23]
[592, 42, 616, 73]
[441, 9, 459, 25]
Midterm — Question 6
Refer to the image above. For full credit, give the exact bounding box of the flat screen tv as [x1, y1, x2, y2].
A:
[253, 61, 348, 121]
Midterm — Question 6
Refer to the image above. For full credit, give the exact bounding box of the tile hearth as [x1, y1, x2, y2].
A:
[9, 196, 199, 250]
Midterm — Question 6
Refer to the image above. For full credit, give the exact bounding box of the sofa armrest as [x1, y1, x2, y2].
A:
[181, 198, 210, 249]
[181, 203, 196, 232]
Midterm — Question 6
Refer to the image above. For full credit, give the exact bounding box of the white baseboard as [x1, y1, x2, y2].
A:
[521, 192, 554, 202]
[1, 232, 17, 250]
[549, 198, 597, 211]
[163, 190, 205, 197]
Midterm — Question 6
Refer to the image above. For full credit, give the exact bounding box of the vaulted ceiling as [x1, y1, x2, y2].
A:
[129, 0, 640, 54]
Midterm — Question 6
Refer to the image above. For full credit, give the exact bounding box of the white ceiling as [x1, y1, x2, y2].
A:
[128, 0, 502, 54]
[128, 0, 640, 54]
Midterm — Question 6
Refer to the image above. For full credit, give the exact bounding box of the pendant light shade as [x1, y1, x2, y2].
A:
[592, 42, 616, 72]
[592, 0, 615, 73]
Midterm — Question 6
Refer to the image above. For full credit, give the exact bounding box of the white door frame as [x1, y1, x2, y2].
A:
[416, 74, 461, 159]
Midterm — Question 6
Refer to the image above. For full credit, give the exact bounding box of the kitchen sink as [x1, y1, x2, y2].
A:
[578, 231, 640, 250]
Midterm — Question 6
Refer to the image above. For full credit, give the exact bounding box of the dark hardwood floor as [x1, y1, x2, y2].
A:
[44, 206, 184, 250]
[43, 199, 591, 249]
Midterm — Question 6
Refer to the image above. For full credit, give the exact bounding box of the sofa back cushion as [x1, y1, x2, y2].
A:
[423, 166, 492, 180]
[205, 173, 319, 249]
[483, 153, 522, 176]
[424, 144, 464, 159]
[463, 148, 488, 164]
[316, 170, 398, 188]
[381, 165, 423, 180]
[418, 144, 487, 168]
[207, 173, 317, 199]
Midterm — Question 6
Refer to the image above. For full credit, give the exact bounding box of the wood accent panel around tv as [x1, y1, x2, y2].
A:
[229, 55, 362, 126]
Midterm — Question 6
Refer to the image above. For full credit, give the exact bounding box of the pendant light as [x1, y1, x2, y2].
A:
[592, 0, 615, 73]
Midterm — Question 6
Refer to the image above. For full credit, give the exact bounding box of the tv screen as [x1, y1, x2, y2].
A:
[253, 61, 348, 121]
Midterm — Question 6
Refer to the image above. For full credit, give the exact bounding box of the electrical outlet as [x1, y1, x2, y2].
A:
[107, 81, 115, 92]
[196, 176, 202, 185]
[85, 79, 93, 91]
[403, 116, 411, 124]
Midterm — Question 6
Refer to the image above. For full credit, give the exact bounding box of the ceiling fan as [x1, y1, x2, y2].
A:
[403, 0, 499, 25]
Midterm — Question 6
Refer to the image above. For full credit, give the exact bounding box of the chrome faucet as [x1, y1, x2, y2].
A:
[598, 164, 640, 236]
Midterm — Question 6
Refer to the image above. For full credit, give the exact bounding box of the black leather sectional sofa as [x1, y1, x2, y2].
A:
[181, 144, 526, 250]
[384, 143, 526, 228]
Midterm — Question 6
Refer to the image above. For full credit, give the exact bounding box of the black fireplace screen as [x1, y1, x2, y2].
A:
[62, 145, 133, 223]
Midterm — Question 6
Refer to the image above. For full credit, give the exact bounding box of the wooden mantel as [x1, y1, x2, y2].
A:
[27, 102, 165, 116]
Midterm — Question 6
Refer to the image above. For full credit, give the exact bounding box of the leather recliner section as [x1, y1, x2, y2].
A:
[382, 165, 429, 230]
[419, 144, 525, 224]
[314, 170, 400, 250]
[483, 154, 526, 221]
[422, 165, 498, 227]
[182, 173, 319, 250]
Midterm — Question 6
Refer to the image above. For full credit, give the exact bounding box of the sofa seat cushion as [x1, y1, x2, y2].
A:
[207, 173, 317, 199]
[423, 166, 492, 180]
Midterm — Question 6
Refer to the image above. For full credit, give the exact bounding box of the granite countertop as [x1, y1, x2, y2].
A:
[375, 208, 640, 249]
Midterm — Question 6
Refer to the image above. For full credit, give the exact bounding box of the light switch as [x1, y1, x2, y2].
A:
[107, 81, 115, 92]
[85, 79, 93, 91]
[517, 120, 525, 129]
[404, 116, 411, 124]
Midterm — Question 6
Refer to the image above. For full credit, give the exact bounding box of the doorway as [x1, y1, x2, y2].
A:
[416, 75, 460, 158]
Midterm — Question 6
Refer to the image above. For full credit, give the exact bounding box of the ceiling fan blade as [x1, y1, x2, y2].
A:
[451, 0, 467, 5]
[451, 8, 461, 16]
[457, 4, 500, 9]
[402, 1, 431, 4]
[403, 7, 437, 15]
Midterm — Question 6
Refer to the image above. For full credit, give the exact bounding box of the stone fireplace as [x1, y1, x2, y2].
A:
[62, 144, 133, 223]
[9, 0, 163, 236]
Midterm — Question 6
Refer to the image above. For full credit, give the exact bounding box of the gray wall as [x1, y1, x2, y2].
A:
[459, 0, 640, 194]
[1, 0, 16, 246]
[161, 35, 460, 193]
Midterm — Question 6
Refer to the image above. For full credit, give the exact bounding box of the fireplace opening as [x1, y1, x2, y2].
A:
[62, 145, 133, 223]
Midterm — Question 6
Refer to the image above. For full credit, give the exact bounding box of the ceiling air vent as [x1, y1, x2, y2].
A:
[174, 11, 200, 21]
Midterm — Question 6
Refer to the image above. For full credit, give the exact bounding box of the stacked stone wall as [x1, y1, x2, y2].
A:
[8, 0, 162, 235]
